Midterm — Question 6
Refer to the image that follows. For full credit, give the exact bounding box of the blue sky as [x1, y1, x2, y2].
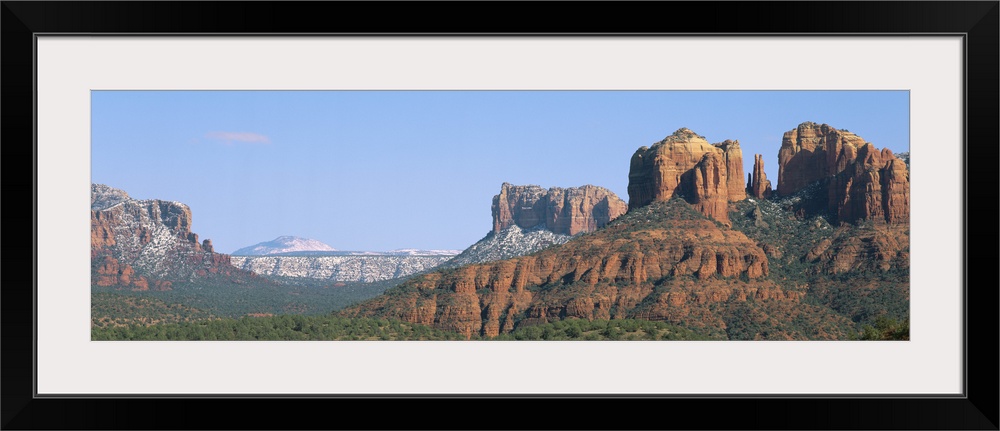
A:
[91, 91, 909, 253]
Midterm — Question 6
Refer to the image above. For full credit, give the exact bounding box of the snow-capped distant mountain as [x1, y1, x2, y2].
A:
[385, 249, 462, 256]
[232, 236, 337, 256]
[229, 238, 459, 281]
[231, 237, 460, 258]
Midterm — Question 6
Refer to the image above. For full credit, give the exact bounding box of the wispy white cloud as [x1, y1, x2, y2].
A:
[205, 131, 271, 145]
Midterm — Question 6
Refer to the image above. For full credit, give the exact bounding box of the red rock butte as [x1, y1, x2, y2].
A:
[777, 122, 909, 224]
[492, 183, 628, 236]
[626, 128, 745, 223]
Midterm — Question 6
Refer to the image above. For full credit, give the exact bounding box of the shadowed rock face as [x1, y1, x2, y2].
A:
[777, 122, 865, 195]
[777, 122, 909, 225]
[626, 128, 746, 223]
[491, 183, 627, 236]
[91, 184, 255, 290]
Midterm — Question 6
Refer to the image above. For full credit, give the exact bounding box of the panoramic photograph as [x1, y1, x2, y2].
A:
[90, 90, 910, 341]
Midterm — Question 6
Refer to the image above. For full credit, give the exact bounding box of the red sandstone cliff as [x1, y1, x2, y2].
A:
[804, 224, 909, 275]
[626, 128, 746, 223]
[491, 183, 627, 235]
[777, 122, 909, 225]
[715, 139, 746, 201]
[747, 154, 773, 199]
[346, 200, 774, 338]
[91, 184, 254, 289]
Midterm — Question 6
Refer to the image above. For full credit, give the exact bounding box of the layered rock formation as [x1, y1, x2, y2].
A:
[491, 183, 627, 235]
[777, 122, 864, 194]
[746, 154, 773, 199]
[776, 122, 909, 225]
[626, 128, 745, 223]
[345, 200, 775, 338]
[445, 183, 626, 269]
[879, 155, 910, 224]
[92, 255, 153, 291]
[804, 225, 909, 275]
[91, 184, 255, 290]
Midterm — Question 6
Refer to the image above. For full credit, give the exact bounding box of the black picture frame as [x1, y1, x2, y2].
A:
[3, 2, 997, 429]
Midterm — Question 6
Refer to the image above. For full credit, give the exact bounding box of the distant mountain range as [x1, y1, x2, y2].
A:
[232, 236, 336, 255]
[231, 236, 461, 257]
[229, 255, 456, 283]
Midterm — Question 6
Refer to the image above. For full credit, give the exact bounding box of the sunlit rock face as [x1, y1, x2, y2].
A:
[492, 183, 627, 235]
[777, 122, 909, 224]
[91, 184, 253, 290]
[627, 128, 746, 223]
